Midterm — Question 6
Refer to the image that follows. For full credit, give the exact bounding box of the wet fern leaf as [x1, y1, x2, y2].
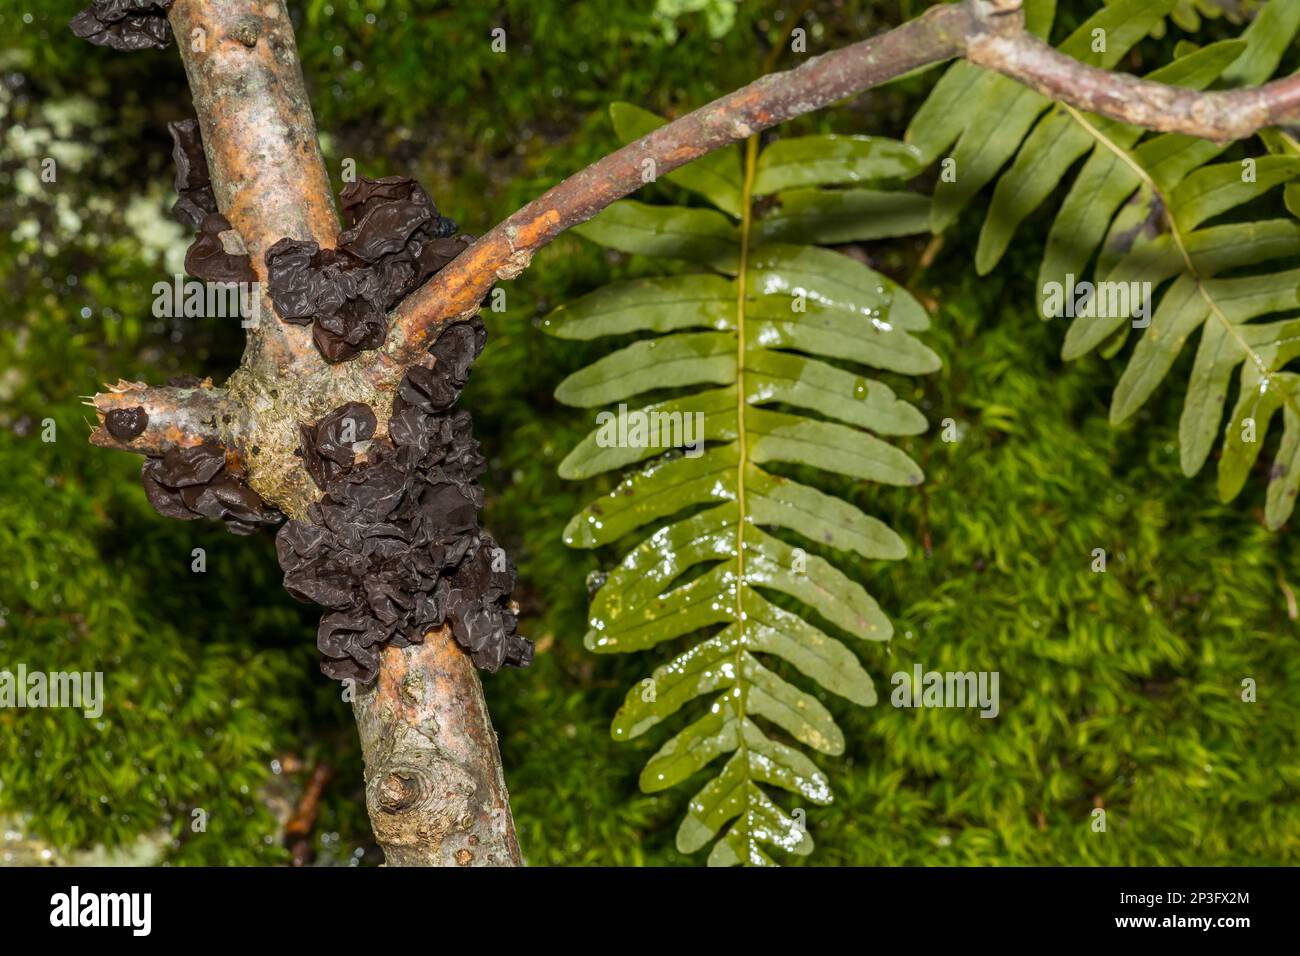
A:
[908, 0, 1300, 528]
[543, 103, 938, 865]
[1140, 0, 1264, 38]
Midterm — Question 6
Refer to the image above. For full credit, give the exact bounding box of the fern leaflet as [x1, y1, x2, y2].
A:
[908, 0, 1300, 527]
[544, 103, 937, 864]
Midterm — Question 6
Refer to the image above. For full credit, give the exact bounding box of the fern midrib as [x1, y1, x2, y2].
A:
[723, 1, 821, 863]
[732, 132, 759, 861]
[1062, 103, 1300, 424]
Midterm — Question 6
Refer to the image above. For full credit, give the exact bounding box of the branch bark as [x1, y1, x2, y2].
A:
[115, 0, 524, 868]
[963, 29, 1300, 142]
[352, 630, 522, 867]
[89, 380, 230, 455]
[169, 0, 337, 378]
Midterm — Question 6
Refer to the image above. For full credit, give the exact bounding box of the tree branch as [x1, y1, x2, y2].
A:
[352, 629, 523, 867]
[169, 0, 338, 378]
[383, 0, 1300, 363]
[89, 380, 230, 456]
[86, 0, 1300, 869]
[383, 0, 984, 363]
[963, 30, 1300, 142]
[148, 0, 525, 868]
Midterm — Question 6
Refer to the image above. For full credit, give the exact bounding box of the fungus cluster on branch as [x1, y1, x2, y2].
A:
[278, 319, 533, 681]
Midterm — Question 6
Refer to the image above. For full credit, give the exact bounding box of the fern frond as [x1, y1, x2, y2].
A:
[545, 103, 936, 864]
[908, 0, 1300, 527]
[1121, 0, 1265, 39]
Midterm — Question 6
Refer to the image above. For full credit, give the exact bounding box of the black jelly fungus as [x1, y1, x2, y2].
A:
[141, 443, 282, 536]
[105, 406, 149, 441]
[165, 119, 258, 285]
[276, 317, 533, 681]
[70, 1, 175, 52]
[266, 175, 470, 363]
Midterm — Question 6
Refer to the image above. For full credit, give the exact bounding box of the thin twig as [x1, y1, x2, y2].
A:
[382, 0, 987, 364]
[284, 762, 335, 867]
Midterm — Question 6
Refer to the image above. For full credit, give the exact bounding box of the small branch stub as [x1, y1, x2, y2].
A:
[89, 380, 230, 456]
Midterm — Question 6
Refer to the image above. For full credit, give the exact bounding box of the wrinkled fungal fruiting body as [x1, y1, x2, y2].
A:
[278, 318, 533, 681]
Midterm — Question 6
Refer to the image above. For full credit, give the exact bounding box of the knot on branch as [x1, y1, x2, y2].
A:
[363, 720, 479, 856]
[969, 0, 1025, 37]
[376, 771, 422, 813]
[276, 318, 534, 682]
